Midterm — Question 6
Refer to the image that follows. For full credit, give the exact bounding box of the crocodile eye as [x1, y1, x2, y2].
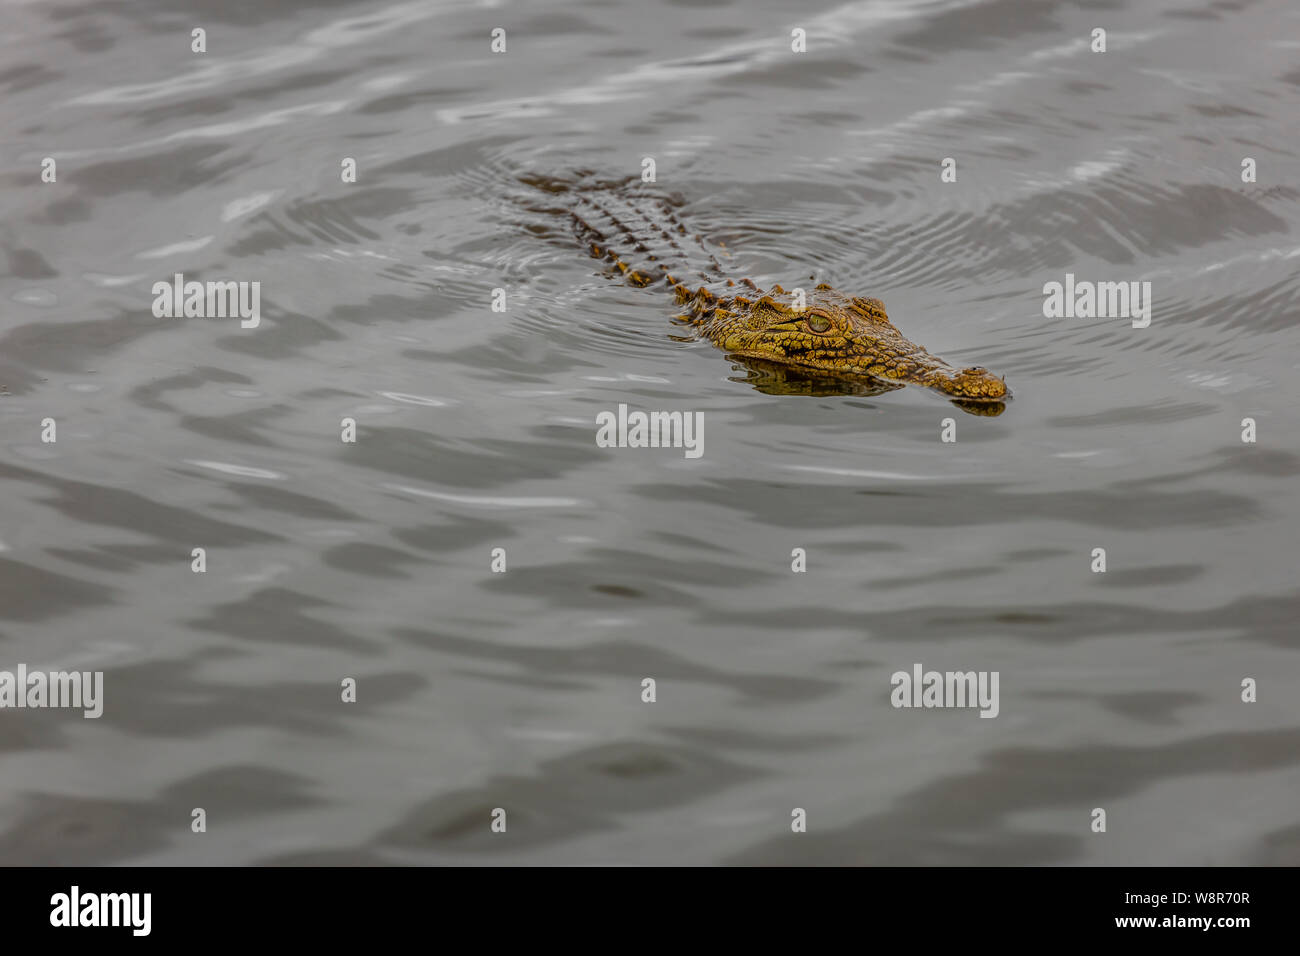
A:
[807, 315, 831, 333]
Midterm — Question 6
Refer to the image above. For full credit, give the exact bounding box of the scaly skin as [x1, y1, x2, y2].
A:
[670, 281, 1008, 403]
[520, 172, 1010, 410]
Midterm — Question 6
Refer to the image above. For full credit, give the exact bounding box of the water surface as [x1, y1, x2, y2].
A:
[1, 0, 1298, 865]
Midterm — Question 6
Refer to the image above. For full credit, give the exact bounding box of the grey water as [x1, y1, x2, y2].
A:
[1, 0, 1298, 865]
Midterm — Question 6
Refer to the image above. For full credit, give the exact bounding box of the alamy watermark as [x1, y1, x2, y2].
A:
[50, 886, 150, 936]
[1043, 273, 1151, 328]
[891, 662, 999, 718]
[152, 272, 260, 328]
[0, 664, 103, 718]
[595, 403, 703, 459]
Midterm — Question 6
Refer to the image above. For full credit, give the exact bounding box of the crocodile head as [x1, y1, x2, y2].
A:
[698, 284, 1009, 404]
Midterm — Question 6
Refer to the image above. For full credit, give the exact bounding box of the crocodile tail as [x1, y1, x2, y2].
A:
[517, 171, 730, 293]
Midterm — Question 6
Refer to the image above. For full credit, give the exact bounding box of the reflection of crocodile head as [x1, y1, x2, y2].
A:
[726, 354, 907, 399]
[686, 284, 1009, 409]
[729, 353, 1008, 416]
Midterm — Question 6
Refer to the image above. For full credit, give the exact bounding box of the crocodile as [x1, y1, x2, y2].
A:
[518, 172, 1009, 415]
